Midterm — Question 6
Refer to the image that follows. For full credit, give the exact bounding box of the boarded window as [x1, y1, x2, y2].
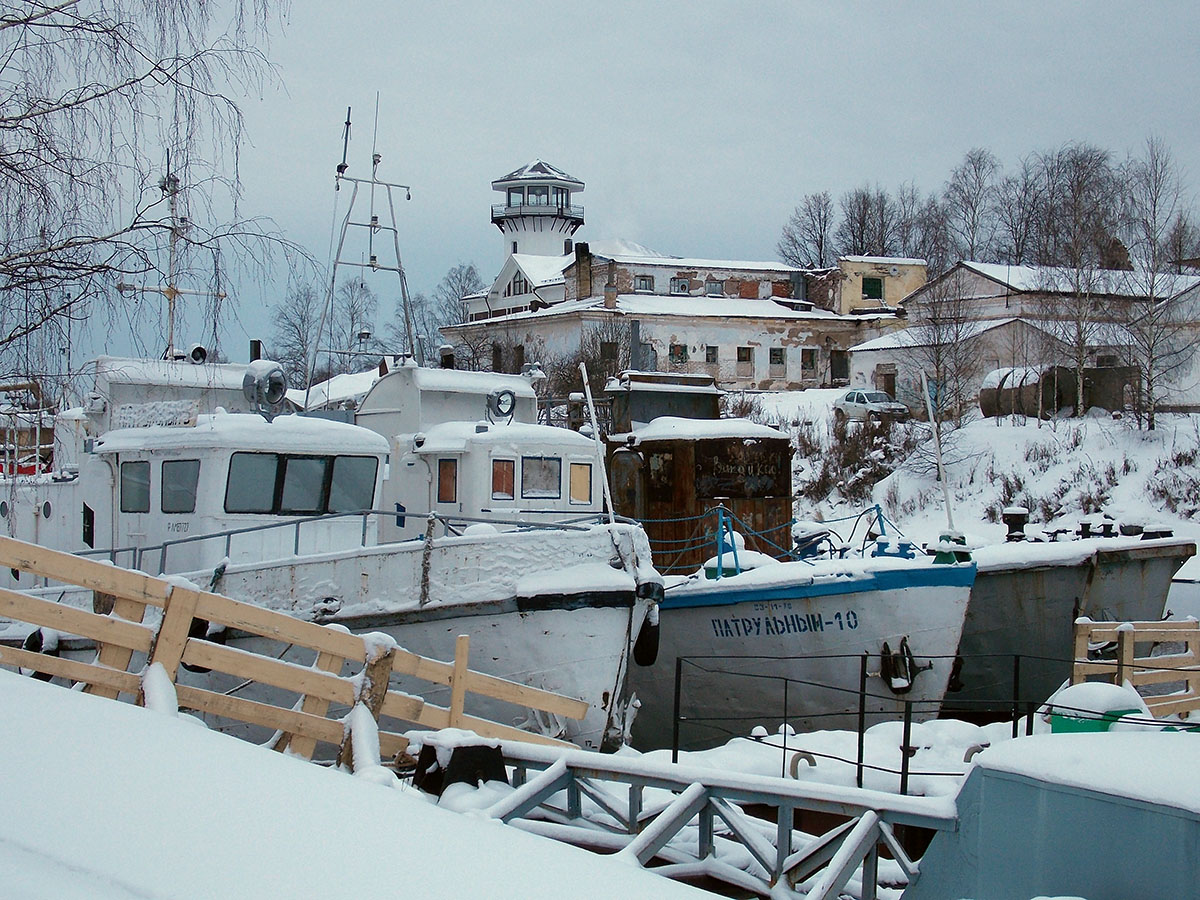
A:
[600, 341, 618, 362]
[801, 348, 817, 371]
[492, 459, 515, 500]
[437, 459, 458, 503]
[862, 276, 883, 300]
[569, 462, 592, 504]
[521, 456, 561, 499]
[161, 459, 200, 513]
[634, 275, 654, 292]
[120, 460, 150, 513]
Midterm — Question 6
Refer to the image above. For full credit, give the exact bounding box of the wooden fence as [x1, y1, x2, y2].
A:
[0, 536, 586, 765]
[1071, 619, 1200, 717]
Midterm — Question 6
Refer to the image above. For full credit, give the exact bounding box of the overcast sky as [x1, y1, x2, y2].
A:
[128, 1, 1200, 363]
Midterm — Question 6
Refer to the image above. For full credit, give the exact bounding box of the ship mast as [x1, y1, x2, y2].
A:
[116, 155, 226, 360]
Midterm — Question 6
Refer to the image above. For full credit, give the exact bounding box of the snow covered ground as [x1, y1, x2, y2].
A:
[0, 669, 710, 899]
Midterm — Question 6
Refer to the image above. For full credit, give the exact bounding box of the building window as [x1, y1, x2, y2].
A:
[514, 344, 525, 370]
[736, 346, 753, 364]
[669, 343, 688, 365]
[569, 463, 592, 505]
[705, 280, 724, 296]
[161, 459, 200, 514]
[600, 341, 618, 362]
[492, 343, 503, 372]
[512, 241, 518, 254]
[705, 345, 718, 364]
[504, 273, 529, 297]
[564, 239, 573, 255]
[670, 277, 690, 295]
[492, 459, 515, 500]
[801, 348, 816, 372]
[437, 459, 458, 504]
[522, 456, 561, 499]
[634, 275, 654, 292]
[862, 276, 883, 300]
[120, 460, 150, 513]
[769, 348, 785, 367]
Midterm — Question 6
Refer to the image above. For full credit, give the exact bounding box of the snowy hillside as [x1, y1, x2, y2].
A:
[747, 390, 1200, 582]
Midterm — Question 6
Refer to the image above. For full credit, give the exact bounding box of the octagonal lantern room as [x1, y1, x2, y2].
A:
[491, 160, 584, 258]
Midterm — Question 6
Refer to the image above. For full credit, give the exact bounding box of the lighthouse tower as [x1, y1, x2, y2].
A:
[491, 160, 584, 259]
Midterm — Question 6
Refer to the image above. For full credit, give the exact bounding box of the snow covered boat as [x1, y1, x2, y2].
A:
[626, 533, 976, 750]
[0, 356, 661, 749]
[942, 533, 1196, 717]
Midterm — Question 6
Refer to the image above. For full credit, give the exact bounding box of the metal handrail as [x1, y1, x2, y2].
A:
[491, 203, 584, 219]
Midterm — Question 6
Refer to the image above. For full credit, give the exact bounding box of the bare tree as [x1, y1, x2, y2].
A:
[432, 262, 486, 326]
[901, 270, 983, 430]
[993, 156, 1042, 265]
[0, 0, 286, 359]
[944, 148, 999, 262]
[1120, 137, 1197, 429]
[778, 191, 835, 267]
[270, 284, 324, 384]
[836, 185, 896, 257]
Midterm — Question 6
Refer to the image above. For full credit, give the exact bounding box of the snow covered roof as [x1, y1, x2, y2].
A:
[848, 317, 1054, 352]
[631, 416, 788, 443]
[93, 355, 250, 391]
[450, 294, 849, 328]
[590, 252, 803, 275]
[513, 253, 573, 288]
[287, 368, 383, 410]
[94, 411, 389, 455]
[492, 159, 583, 189]
[842, 255, 927, 267]
[414, 420, 598, 452]
[585, 239, 670, 259]
[976, 733, 1200, 813]
[959, 261, 1200, 299]
[409, 366, 538, 398]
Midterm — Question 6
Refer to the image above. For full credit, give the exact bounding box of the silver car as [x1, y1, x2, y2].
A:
[832, 389, 910, 423]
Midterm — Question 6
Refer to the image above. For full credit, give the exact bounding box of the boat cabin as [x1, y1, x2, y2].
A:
[355, 362, 607, 541]
[1, 412, 388, 586]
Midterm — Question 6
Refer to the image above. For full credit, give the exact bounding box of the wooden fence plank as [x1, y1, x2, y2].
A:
[182, 641, 354, 706]
[273, 650, 347, 760]
[0, 537, 170, 607]
[0, 645, 142, 695]
[146, 586, 200, 682]
[88, 594, 152, 700]
[449, 634, 470, 728]
[0, 588, 153, 653]
[337, 647, 396, 770]
[464, 671, 590, 720]
[175, 685, 345, 747]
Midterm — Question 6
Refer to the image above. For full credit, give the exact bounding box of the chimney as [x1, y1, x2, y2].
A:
[604, 260, 618, 310]
[575, 242, 592, 298]
[249, 339, 262, 361]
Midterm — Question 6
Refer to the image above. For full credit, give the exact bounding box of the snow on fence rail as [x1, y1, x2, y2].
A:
[1072, 618, 1200, 717]
[0, 536, 584, 763]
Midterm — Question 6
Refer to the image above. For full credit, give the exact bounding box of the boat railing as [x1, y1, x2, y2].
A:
[79, 507, 621, 578]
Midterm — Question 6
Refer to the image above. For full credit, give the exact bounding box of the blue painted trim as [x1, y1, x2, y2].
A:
[661, 564, 976, 610]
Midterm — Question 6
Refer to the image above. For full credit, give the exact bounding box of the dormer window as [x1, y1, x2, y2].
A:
[504, 273, 530, 297]
[634, 275, 654, 292]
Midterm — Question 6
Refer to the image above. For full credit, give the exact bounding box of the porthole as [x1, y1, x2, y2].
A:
[0, 501, 8, 518]
[41, 501, 51, 519]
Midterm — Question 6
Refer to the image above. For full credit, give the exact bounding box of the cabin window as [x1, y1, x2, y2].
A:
[862, 276, 883, 300]
[161, 459, 200, 514]
[569, 463, 592, 504]
[279, 456, 329, 515]
[437, 459, 458, 503]
[521, 456, 561, 499]
[328, 455, 378, 513]
[492, 459, 515, 500]
[120, 461, 150, 513]
[225, 452, 378, 516]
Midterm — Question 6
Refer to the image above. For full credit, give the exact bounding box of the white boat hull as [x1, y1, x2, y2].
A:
[626, 557, 975, 750]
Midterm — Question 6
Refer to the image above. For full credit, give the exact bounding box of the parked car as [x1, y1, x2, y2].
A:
[832, 390, 910, 423]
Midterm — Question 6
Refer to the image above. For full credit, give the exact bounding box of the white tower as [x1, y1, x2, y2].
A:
[491, 160, 584, 259]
